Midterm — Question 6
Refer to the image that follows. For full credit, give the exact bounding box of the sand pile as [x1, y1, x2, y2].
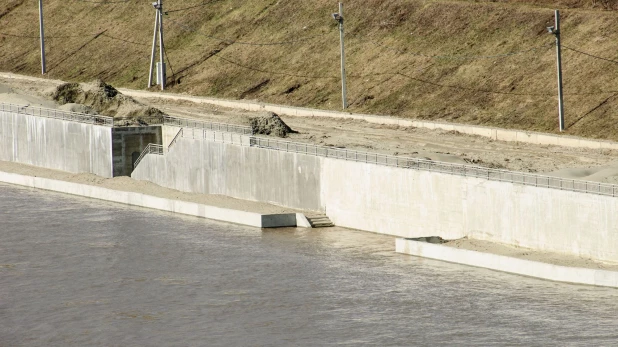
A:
[50, 80, 165, 125]
[249, 112, 296, 138]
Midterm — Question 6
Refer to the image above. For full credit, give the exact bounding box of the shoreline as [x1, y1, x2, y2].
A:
[3, 161, 618, 287]
[0, 163, 304, 228]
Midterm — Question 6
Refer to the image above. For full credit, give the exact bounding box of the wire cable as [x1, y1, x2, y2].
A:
[166, 0, 227, 13]
[0, 32, 96, 39]
[213, 54, 337, 79]
[166, 17, 330, 46]
[72, 0, 132, 3]
[562, 45, 618, 65]
[349, 33, 554, 61]
[100, 33, 149, 46]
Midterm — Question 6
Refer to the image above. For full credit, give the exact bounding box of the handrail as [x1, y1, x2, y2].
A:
[249, 137, 618, 197]
[0, 102, 114, 127]
[168, 128, 184, 150]
[133, 143, 164, 168]
[162, 115, 253, 135]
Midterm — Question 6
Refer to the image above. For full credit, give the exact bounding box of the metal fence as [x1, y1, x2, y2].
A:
[248, 136, 618, 197]
[162, 115, 253, 135]
[1, 102, 114, 127]
[134, 128, 618, 198]
[133, 143, 164, 168]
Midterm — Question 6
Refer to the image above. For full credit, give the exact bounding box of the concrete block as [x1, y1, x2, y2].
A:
[262, 214, 298, 228]
[296, 213, 312, 228]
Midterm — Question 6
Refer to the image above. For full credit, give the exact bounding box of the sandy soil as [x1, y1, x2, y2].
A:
[0, 161, 302, 215]
[2, 73, 618, 182]
[443, 238, 618, 271]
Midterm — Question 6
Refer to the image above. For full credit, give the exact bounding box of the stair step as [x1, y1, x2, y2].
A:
[306, 215, 334, 228]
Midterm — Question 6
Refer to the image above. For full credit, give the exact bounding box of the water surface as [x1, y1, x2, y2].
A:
[1, 183, 618, 346]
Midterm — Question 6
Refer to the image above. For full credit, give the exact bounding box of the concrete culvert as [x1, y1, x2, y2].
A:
[249, 112, 297, 138]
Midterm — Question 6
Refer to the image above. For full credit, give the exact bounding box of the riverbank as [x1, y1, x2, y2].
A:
[0, 161, 304, 228]
[4, 160, 618, 287]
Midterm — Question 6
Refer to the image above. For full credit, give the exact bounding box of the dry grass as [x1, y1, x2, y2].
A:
[2, 0, 618, 139]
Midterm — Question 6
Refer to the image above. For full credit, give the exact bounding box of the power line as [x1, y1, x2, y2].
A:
[101, 33, 149, 46]
[166, 17, 330, 46]
[1, 31, 148, 46]
[349, 33, 554, 61]
[166, 0, 227, 13]
[72, 0, 132, 3]
[562, 45, 618, 65]
[213, 54, 337, 79]
[0, 32, 95, 39]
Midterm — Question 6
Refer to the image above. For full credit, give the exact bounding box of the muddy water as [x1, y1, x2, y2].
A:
[2, 183, 618, 346]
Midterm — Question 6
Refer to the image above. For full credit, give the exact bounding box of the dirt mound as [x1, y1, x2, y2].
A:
[51, 80, 165, 125]
[58, 103, 95, 114]
[249, 112, 297, 138]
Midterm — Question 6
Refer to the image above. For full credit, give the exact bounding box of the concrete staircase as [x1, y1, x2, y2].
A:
[306, 215, 334, 228]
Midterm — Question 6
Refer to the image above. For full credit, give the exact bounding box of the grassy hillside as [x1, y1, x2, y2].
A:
[2, 0, 618, 139]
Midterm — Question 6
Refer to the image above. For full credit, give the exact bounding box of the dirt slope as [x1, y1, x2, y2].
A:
[1, 0, 618, 139]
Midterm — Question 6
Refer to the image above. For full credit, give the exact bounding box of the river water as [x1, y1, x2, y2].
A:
[2, 183, 618, 346]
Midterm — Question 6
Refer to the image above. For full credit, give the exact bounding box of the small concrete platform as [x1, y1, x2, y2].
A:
[0, 170, 300, 228]
[396, 238, 618, 288]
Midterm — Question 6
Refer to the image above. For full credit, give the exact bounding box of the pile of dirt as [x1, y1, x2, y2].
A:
[50, 80, 165, 125]
[249, 112, 297, 138]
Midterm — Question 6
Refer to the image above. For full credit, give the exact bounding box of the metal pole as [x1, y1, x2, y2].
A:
[555, 10, 565, 131]
[148, 10, 159, 88]
[338, 2, 348, 109]
[38, 0, 46, 74]
[158, 0, 166, 90]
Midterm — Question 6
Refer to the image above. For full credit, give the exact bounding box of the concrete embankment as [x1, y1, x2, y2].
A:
[0, 105, 113, 177]
[0, 170, 298, 228]
[396, 239, 618, 288]
[133, 129, 618, 263]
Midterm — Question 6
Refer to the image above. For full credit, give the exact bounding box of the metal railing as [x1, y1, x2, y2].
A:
[247, 136, 618, 197]
[162, 115, 253, 135]
[134, 128, 618, 197]
[1, 102, 114, 127]
[168, 128, 184, 150]
[133, 143, 164, 168]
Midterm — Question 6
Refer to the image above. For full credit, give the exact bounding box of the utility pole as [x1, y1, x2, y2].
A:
[38, 0, 46, 74]
[332, 3, 347, 109]
[158, 0, 166, 90]
[148, 9, 159, 88]
[148, 0, 166, 90]
[548, 10, 564, 132]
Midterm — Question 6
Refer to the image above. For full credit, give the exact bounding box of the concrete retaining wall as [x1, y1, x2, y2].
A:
[133, 136, 323, 211]
[0, 170, 297, 228]
[395, 239, 618, 288]
[0, 110, 113, 177]
[132, 134, 618, 262]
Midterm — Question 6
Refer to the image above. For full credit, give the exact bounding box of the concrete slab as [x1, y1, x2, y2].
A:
[0, 170, 298, 228]
[395, 238, 618, 288]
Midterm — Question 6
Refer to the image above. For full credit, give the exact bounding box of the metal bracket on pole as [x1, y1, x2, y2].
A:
[38, 0, 46, 74]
